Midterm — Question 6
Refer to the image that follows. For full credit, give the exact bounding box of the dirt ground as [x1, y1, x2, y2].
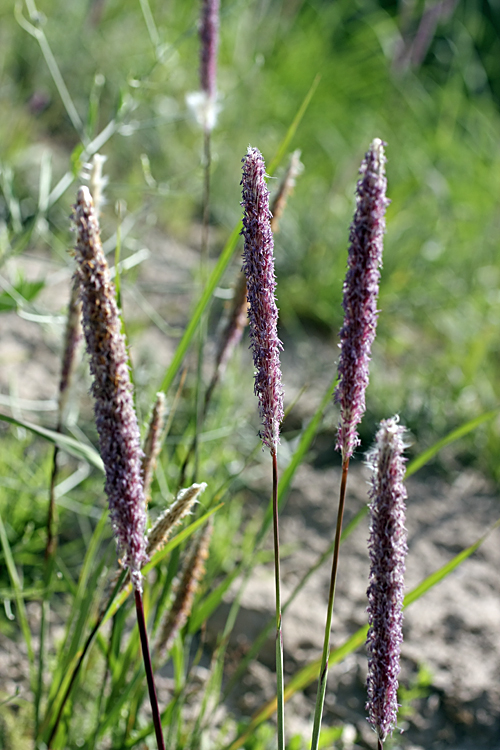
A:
[210, 462, 500, 750]
[1, 236, 500, 749]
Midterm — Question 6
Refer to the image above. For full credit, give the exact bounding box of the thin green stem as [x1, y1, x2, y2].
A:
[37, 442, 59, 736]
[310, 457, 349, 750]
[272, 449, 285, 750]
[201, 128, 211, 268]
[192, 128, 212, 483]
[134, 588, 166, 750]
[45, 444, 59, 562]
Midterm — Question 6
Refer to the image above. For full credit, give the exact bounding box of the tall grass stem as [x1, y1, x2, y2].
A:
[272, 449, 285, 750]
[310, 458, 349, 750]
[134, 589, 166, 750]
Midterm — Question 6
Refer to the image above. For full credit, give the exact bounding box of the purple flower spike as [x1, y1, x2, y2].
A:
[199, 0, 220, 103]
[73, 186, 147, 591]
[335, 138, 390, 461]
[365, 416, 408, 743]
[241, 147, 284, 454]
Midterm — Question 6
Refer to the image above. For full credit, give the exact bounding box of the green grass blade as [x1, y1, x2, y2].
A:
[0, 412, 103, 471]
[267, 73, 321, 176]
[41, 511, 109, 732]
[187, 566, 241, 634]
[405, 410, 498, 478]
[403, 517, 500, 608]
[159, 223, 241, 395]
[0, 510, 36, 690]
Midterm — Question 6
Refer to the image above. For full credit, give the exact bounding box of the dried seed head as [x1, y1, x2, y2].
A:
[365, 416, 408, 742]
[335, 138, 390, 461]
[270, 150, 303, 233]
[73, 186, 147, 591]
[146, 483, 207, 557]
[208, 272, 248, 396]
[241, 146, 284, 454]
[156, 518, 213, 654]
[142, 392, 167, 508]
[57, 276, 82, 426]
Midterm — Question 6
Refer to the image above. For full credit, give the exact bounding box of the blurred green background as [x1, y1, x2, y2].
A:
[2, 0, 500, 476]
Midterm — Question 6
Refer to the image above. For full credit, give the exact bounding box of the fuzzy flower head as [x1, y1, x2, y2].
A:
[335, 138, 389, 462]
[365, 416, 408, 743]
[241, 146, 284, 454]
[73, 186, 147, 591]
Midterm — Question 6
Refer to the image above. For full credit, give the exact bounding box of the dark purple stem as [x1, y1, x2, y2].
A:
[134, 589, 166, 750]
[272, 449, 285, 750]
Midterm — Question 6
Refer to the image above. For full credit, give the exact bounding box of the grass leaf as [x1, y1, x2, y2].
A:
[0, 413, 104, 472]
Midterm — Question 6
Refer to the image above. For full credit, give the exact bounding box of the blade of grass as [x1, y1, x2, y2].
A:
[46, 503, 222, 738]
[17, 0, 85, 139]
[267, 73, 321, 175]
[159, 223, 241, 395]
[0, 510, 36, 690]
[0, 412, 103, 471]
[405, 410, 498, 478]
[40, 511, 110, 735]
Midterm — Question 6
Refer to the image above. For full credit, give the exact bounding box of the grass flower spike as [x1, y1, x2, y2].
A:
[241, 145, 285, 750]
[311, 139, 389, 750]
[241, 146, 284, 455]
[73, 186, 147, 592]
[200, 0, 219, 105]
[366, 417, 408, 747]
[142, 391, 167, 507]
[157, 518, 213, 654]
[335, 138, 389, 461]
[146, 483, 207, 557]
[187, 0, 220, 131]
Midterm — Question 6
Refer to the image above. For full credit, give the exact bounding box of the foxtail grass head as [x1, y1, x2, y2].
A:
[73, 186, 147, 591]
[57, 277, 82, 427]
[335, 138, 389, 462]
[241, 146, 284, 455]
[156, 517, 213, 654]
[365, 416, 408, 743]
[146, 482, 207, 557]
[142, 392, 167, 508]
